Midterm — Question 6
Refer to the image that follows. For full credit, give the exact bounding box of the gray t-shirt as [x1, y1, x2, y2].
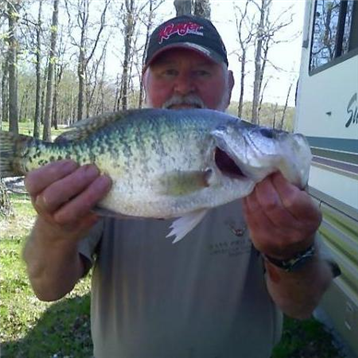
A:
[80, 201, 282, 358]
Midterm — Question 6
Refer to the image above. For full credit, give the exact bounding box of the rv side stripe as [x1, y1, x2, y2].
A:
[312, 156, 358, 177]
[306, 136, 358, 154]
[311, 148, 358, 166]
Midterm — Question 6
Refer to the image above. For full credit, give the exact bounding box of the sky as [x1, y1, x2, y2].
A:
[216, 1, 306, 107]
[157, 0, 306, 107]
[28, 0, 307, 108]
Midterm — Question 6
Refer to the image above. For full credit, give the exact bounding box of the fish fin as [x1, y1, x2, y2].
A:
[55, 112, 124, 142]
[157, 169, 212, 196]
[166, 209, 208, 244]
[0, 131, 33, 178]
[55, 109, 155, 143]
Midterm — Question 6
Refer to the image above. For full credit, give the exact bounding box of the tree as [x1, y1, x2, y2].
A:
[0, 180, 14, 218]
[33, 0, 42, 138]
[174, 0, 210, 18]
[250, 0, 295, 124]
[7, 0, 21, 134]
[279, 81, 293, 130]
[233, 0, 255, 118]
[194, 0, 210, 18]
[138, 0, 155, 108]
[120, 0, 135, 110]
[43, 0, 59, 141]
[65, 0, 110, 121]
[174, 0, 191, 16]
[1, 53, 9, 128]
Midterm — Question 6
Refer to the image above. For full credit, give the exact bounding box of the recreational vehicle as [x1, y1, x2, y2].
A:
[295, 0, 358, 355]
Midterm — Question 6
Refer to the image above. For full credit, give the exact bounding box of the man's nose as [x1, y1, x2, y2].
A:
[173, 73, 195, 95]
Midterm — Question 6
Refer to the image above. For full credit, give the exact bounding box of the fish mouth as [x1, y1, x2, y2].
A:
[214, 147, 246, 179]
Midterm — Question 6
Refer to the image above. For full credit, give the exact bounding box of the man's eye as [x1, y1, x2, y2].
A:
[194, 70, 210, 77]
[162, 69, 178, 77]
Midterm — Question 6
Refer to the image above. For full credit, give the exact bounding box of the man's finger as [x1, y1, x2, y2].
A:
[25, 160, 78, 196]
[35, 164, 101, 214]
[272, 172, 321, 225]
[53, 175, 112, 225]
[254, 176, 297, 228]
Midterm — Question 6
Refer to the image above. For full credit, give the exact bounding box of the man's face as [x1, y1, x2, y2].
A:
[144, 48, 233, 111]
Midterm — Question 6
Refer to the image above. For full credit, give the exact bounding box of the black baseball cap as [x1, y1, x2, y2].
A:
[143, 15, 228, 72]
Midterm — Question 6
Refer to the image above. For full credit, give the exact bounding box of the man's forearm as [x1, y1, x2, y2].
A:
[23, 216, 85, 301]
[265, 255, 333, 319]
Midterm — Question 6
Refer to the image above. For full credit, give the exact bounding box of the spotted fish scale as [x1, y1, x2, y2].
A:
[0, 108, 311, 242]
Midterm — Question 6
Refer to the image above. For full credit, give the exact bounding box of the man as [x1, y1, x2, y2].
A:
[23, 15, 337, 358]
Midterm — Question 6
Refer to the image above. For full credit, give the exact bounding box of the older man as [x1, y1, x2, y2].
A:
[23, 15, 336, 358]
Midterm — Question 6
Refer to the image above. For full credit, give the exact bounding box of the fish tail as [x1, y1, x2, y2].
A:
[0, 130, 33, 178]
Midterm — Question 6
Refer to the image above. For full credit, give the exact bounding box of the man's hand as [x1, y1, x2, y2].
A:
[243, 172, 333, 319]
[243, 171, 321, 260]
[25, 160, 112, 239]
[23, 160, 112, 301]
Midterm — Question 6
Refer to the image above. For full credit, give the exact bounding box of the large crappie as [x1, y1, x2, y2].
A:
[0, 109, 311, 242]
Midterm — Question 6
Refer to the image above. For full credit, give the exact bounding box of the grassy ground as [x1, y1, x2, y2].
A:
[0, 191, 345, 358]
[1, 121, 67, 139]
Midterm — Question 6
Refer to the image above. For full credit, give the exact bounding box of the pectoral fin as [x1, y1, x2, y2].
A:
[166, 209, 208, 243]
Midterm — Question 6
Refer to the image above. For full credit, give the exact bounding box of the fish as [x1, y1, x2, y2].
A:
[0, 108, 312, 242]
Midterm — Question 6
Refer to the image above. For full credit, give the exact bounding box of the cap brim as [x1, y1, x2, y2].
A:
[143, 42, 223, 74]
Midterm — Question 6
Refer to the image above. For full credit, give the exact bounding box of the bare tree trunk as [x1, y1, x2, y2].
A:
[77, 0, 88, 121]
[272, 102, 278, 128]
[0, 180, 13, 218]
[234, 1, 254, 118]
[194, 0, 210, 18]
[19, 84, 31, 122]
[34, 0, 43, 138]
[279, 82, 293, 130]
[257, 77, 270, 124]
[121, 0, 135, 110]
[52, 64, 63, 130]
[251, 0, 267, 124]
[43, 0, 59, 141]
[66, 0, 109, 120]
[174, 0, 192, 16]
[114, 73, 121, 111]
[7, 1, 20, 134]
[1, 55, 9, 126]
[40, 63, 48, 125]
[139, 0, 154, 108]
[237, 52, 246, 118]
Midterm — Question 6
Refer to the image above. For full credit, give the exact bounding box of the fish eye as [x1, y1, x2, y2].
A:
[259, 128, 275, 139]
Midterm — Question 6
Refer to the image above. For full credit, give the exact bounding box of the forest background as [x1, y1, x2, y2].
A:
[0, 0, 303, 142]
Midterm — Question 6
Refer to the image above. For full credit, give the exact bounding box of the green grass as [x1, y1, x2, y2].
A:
[0, 194, 93, 357]
[0, 237, 93, 357]
[272, 318, 342, 358]
[0, 194, 344, 357]
[1, 120, 67, 139]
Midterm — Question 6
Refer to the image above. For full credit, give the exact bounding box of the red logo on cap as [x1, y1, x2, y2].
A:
[158, 22, 204, 44]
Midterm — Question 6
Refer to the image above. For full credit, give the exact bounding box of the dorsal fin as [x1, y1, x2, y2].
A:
[54, 109, 152, 143]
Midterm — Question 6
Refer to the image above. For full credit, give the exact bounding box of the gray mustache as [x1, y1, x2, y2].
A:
[162, 95, 206, 109]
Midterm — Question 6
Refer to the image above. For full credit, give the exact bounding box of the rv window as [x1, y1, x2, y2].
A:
[310, 0, 340, 69]
[342, 0, 354, 53]
[310, 0, 356, 71]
